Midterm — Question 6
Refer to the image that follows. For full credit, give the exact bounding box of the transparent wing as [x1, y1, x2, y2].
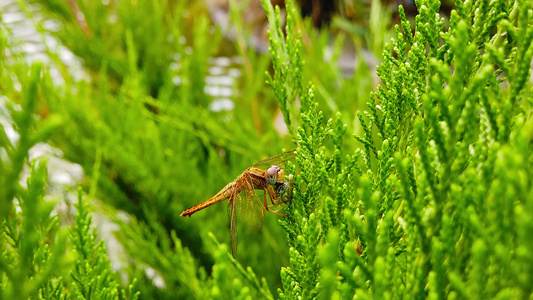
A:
[226, 174, 265, 258]
[235, 174, 265, 233]
[227, 195, 238, 258]
[252, 148, 296, 169]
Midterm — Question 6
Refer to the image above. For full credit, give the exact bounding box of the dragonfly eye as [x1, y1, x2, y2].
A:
[266, 165, 280, 185]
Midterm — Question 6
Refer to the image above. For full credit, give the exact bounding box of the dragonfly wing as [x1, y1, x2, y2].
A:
[252, 148, 296, 169]
[234, 174, 265, 233]
[227, 194, 239, 258]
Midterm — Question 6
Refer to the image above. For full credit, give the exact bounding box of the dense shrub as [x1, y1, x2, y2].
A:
[1, 0, 532, 298]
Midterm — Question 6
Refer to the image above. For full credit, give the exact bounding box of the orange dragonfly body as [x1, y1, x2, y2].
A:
[180, 149, 295, 257]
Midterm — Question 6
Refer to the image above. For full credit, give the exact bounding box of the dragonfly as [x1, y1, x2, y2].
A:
[180, 148, 296, 257]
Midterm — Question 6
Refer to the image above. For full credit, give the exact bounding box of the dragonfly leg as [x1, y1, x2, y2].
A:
[271, 175, 294, 205]
[263, 188, 285, 217]
[266, 185, 279, 205]
[276, 187, 291, 204]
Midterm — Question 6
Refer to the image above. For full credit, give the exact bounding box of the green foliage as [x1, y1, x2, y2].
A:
[114, 212, 207, 299]
[2, 0, 533, 298]
[70, 188, 132, 299]
[263, 0, 304, 135]
[0, 28, 138, 298]
[263, 0, 533, 298]
[20, 1, 296, 296]
[0, 60, 67, 299]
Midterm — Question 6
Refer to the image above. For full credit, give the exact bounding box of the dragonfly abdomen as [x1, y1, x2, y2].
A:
[180, 181, 237, 217]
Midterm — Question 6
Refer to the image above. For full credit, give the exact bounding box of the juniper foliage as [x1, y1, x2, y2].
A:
[1, 0, 532, 298]
[0, 48, 139, 298]
[264, 0, 533, 298]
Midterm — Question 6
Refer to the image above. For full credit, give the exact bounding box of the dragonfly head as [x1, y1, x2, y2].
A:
[266, 165, 284, 185]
